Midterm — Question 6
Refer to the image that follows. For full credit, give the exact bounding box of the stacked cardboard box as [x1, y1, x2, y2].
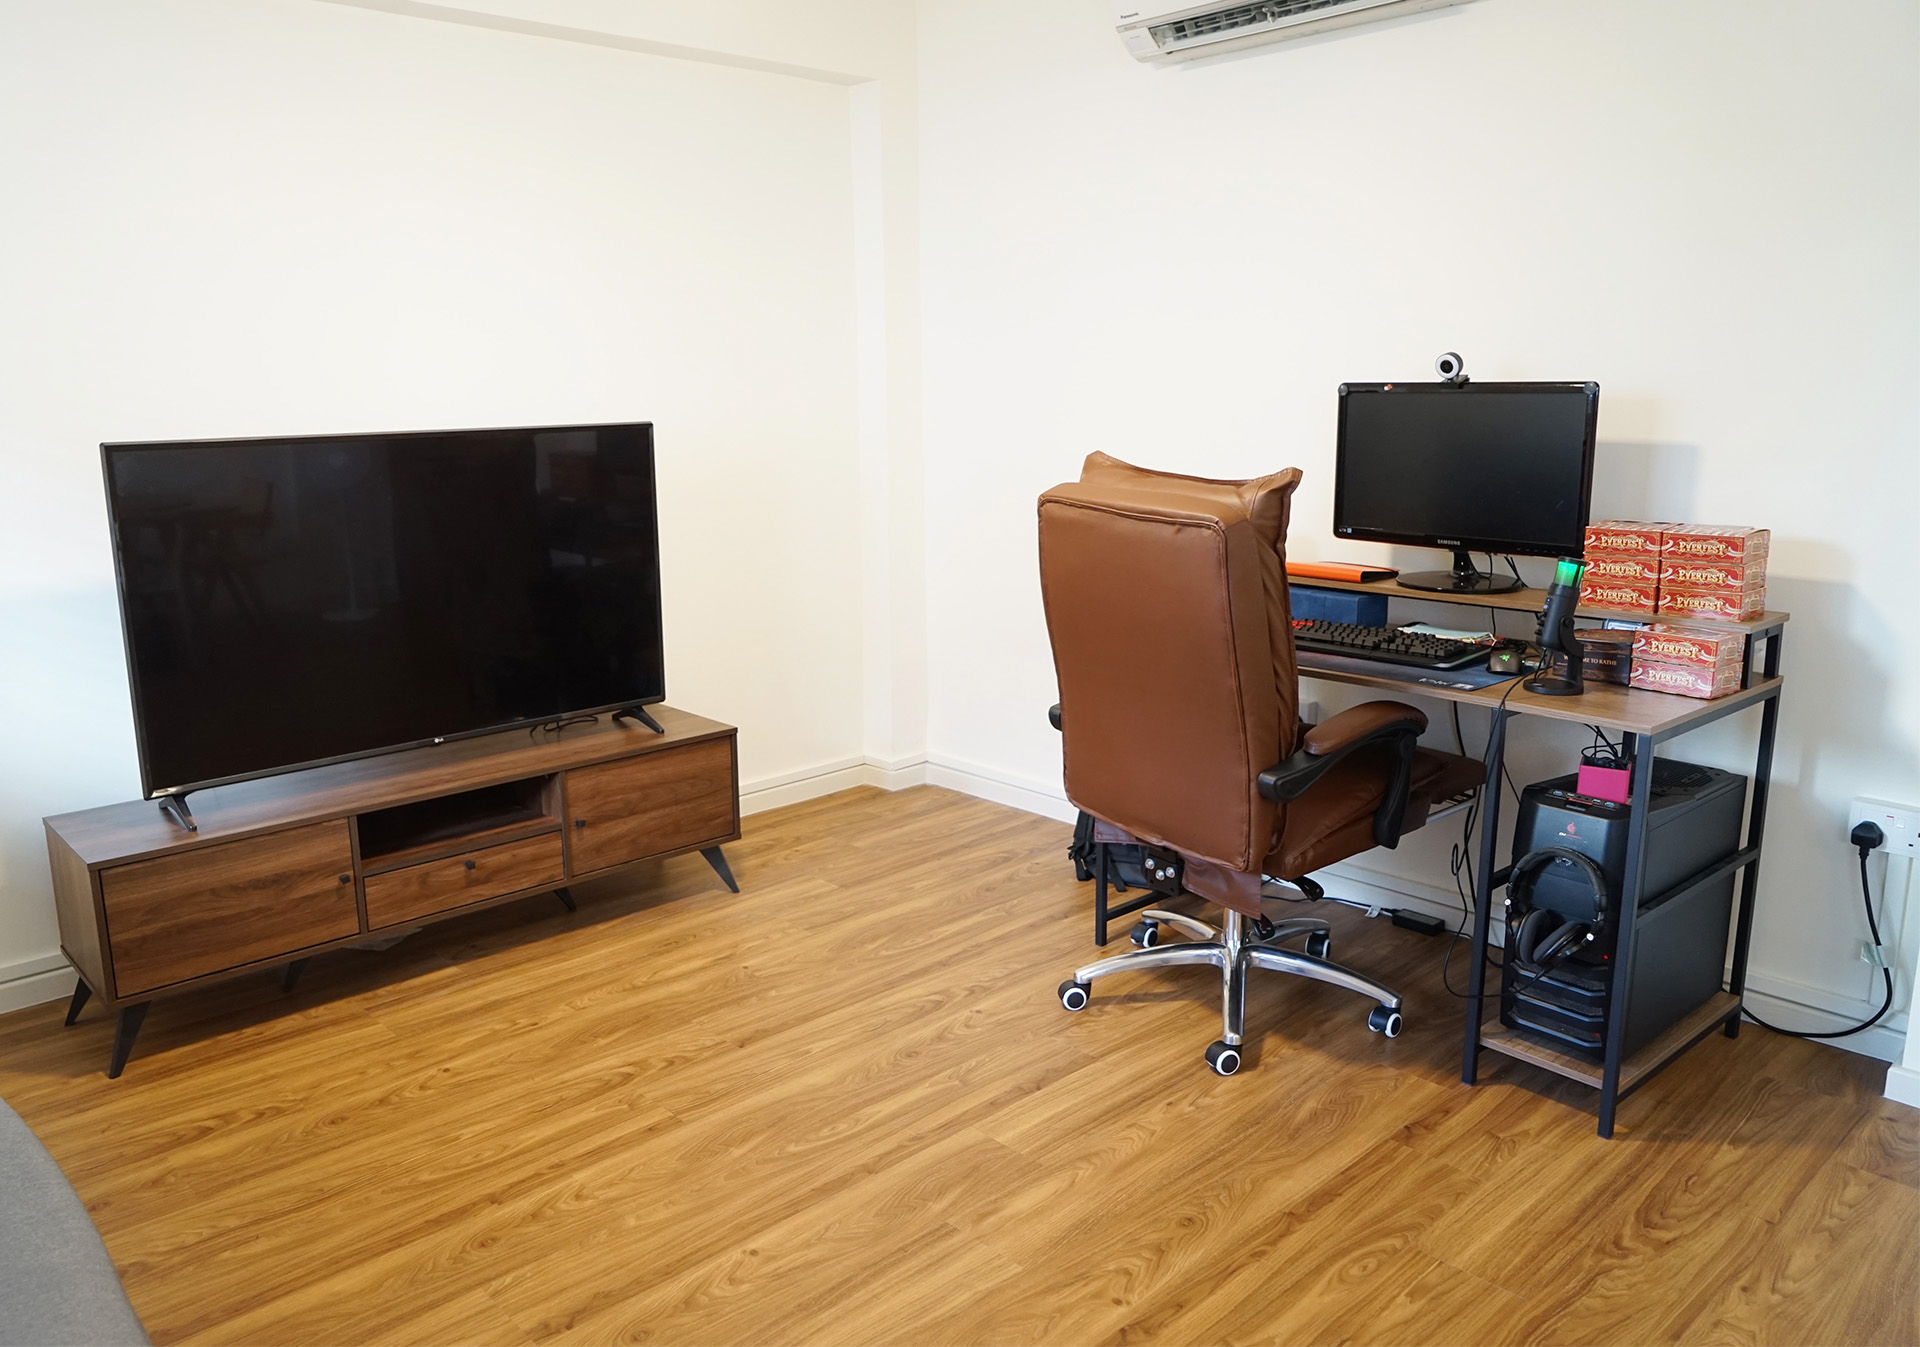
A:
[1629, 623, 1744, 700]
[1657, 526, 1769, 622]
[1580, 520, 1667, 616]
[1580, 520, 1770, 624]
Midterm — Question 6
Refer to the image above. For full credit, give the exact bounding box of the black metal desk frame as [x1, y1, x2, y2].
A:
[1282, 575, 1788, 1139]
[1458, 622, 1784, 1137]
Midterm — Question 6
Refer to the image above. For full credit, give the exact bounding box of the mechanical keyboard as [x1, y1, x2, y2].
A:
[1291, 619, 1490, 670]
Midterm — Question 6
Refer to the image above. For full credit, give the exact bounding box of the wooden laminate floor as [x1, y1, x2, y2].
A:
[1, 786, 1914, 1346]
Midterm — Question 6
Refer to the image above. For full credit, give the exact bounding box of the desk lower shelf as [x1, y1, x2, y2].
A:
[1478, 991, 1742, 1094]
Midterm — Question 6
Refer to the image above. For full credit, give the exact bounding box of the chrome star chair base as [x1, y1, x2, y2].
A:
[1055, 887, 1404, 1076]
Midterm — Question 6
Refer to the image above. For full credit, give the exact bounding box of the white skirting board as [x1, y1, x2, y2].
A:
[5, 761, 1910, 1095]
[924, 754, 1077, 824]
[0, 953, 76, 1016]
[913, 763, 1915, 1071]
[1309, 861, 1911, 1064]
[0, 756, 922, 1015]
[736, 750, 1075, 821]
[736, 753, 928, 814]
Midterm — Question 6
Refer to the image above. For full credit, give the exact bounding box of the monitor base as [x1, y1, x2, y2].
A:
[1397, 564, 1528, 594]
[1522, 672, 1587, 697]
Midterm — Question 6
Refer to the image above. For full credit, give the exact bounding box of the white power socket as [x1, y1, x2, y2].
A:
[1849, 797, 1920, 857]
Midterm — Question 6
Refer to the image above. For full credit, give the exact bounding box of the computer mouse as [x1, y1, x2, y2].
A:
[1488, 648, 1522, 674]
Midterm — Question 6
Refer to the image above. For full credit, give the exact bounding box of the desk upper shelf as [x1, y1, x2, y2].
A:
[1290, 573, 1790, 636]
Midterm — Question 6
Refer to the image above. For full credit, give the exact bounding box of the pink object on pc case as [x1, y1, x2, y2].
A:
[1577, 764, 1632, 805]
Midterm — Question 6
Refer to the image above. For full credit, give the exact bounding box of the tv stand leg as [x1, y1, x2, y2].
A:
[613, 706, 665, 734]
[700, 846, 739, 894]
[556, 886, 577, 913]
[108, 1003, 150, 1079]
[157, 793, 197, 833]
[281, 959, 308, 993]
[63, 978, 91, 1026]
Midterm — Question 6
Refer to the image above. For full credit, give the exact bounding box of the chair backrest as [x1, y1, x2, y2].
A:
[1038, 452, 1302, 879]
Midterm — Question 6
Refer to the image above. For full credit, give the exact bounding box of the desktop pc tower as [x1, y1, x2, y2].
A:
[1499, 760, 1747, 1060]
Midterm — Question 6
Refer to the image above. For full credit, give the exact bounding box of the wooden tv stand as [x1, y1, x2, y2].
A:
[43, 706, 739, 1077]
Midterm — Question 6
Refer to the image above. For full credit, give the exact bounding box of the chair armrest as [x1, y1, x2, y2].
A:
[1258, 701, 1427, 800]
[1257, 701, 1429, 849]
[1301, 701, 1428, 756]
[1048, 703, 1062, 731]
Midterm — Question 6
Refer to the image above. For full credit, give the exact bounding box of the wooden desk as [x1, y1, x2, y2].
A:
[1294, 583, 1787, 1138]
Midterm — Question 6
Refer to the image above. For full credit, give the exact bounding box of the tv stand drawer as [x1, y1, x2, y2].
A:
[363, 832, 566, 930]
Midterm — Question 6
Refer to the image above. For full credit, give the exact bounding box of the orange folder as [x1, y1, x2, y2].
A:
[1286, 561, 1398, 583]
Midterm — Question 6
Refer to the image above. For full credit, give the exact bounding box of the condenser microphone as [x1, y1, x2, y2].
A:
[1523, 558, 1586, 696]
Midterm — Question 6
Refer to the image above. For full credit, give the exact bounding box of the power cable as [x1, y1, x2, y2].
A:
[1742, 834, 1894, 1039]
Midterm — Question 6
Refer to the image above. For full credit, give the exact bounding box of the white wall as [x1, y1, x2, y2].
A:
[916, 0, 1920, 1052]
[0, 0, 879, 1004]
[321, 0, 932, 774]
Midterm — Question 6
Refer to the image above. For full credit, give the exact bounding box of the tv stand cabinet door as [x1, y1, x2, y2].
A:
[565, 739, 736, 877]
[100, 821, 359, 997]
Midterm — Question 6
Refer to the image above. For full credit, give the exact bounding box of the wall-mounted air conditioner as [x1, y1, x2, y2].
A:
[1115, 0, 1481, 64]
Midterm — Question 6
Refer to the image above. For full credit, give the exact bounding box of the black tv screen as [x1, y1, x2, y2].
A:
[103, 422, 663, 798]
[1333, 382, 1599, 557]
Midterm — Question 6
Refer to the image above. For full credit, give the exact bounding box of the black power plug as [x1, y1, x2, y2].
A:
[1851, 821, 1885, 858]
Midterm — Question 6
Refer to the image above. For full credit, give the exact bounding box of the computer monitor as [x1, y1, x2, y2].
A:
[1333, 381, 1600, 594]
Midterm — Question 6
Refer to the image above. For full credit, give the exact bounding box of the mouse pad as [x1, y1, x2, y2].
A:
[1297, 649, 1522, 691]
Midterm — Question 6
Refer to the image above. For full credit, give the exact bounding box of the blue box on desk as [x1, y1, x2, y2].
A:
[1289, 585, 1388, 626]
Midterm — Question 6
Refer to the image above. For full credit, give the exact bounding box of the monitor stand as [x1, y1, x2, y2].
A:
[1397, 549, 1526, 596]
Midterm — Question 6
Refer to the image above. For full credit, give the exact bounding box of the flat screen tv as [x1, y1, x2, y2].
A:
[102, 422, 663, 802]
[1333, 381, 1599, 594]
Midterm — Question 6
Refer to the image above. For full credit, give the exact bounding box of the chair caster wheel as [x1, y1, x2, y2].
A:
[1059, 980, 1090, 1011]
[1130, 919, 1161, 949]
[1305, 931, 1331, 959]
[1205, 1041, 1242, 1076]
[1368, 1005, 1403, 1038]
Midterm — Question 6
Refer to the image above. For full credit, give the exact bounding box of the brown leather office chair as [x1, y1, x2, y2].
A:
[1040, 453, 1484, 1075]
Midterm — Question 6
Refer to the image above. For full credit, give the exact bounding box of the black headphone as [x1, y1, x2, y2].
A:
[1506, 846, 1612, 971]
